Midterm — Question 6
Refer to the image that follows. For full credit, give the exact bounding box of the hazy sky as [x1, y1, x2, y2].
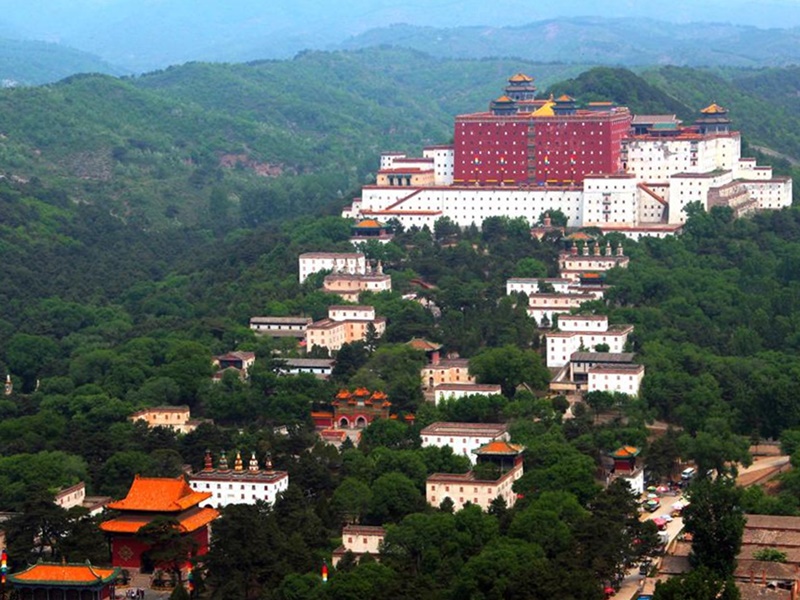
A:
[0, 0, 797, 72]
[0, 0, 799, 32]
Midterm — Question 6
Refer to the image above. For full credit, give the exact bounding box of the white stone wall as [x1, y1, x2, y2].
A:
[506, 278, 571, 296]
[190, 475, 289, 508]
[743, 179, 793, 210]
[558, 315, 609, 333]
[423, 147, 455, 186]
[582, 177, 638, 226]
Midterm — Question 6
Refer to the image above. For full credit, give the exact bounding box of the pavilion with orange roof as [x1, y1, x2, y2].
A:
[99, 475, 219, 573]
[8, 561, 121, 600]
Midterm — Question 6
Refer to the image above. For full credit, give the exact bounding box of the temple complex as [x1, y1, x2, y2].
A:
[99, 475, 219, 574]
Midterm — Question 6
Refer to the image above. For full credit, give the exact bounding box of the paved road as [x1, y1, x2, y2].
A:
[616, 493, 686, 599]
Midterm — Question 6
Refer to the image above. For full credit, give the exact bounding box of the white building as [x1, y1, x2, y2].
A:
[188, 451, 289, 509]
[546, 314, 633, 368]
[54, 482, 110, 516]
[506, 278, 572, 296]
[558, 243, 630, 282]
[279, 358, 335, 379]
[249, 316, 311, 338]
[433, 383, 503, 406]
[298, 252, 366, 284]
[421, 422, 509, 464]
[526, 292, 596, 326]
[588, 363, 645, 396]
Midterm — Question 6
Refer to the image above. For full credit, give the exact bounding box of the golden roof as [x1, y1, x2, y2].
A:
[556, 94, 575, 102]
[531, 101, 556, 117]
[494, 95, 514, 103]
[701, 102, 727, 114]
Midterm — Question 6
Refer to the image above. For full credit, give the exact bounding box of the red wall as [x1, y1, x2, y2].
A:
[110, 526, 210, 571]
[532, 113, 631, 184]
[454, 118, 529, 184]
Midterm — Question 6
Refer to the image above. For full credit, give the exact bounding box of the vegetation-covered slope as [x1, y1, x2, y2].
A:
[0, 49, 593, 228]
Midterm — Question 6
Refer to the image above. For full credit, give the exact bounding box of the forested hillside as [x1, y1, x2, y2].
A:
[0, 49, 591, 229]
[2, 50, 800, 593]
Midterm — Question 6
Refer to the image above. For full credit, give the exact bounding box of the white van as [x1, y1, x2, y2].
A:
[681, 467, 696, 480]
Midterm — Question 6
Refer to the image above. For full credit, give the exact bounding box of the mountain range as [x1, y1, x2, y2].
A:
[2, 8, 800, 83]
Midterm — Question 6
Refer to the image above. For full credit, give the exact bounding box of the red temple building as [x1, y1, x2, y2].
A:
[99, 475, 219, 574]
[8, 562, 121, 600]
[453, 75, 631, 186]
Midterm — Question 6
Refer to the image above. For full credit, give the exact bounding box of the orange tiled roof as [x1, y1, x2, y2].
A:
[611, 445, 641, 458]
[355, 219, 383, 228]
[107, 475, 211, 512]
[100, 506, 219, 534]
[556, 94, 575, 102]
[474, 441, 525, 455]
[508, 73, 533, 83]
[494, 95, 514, 103]
[406, 338, 442, 351]
[10, 563, 120, 586]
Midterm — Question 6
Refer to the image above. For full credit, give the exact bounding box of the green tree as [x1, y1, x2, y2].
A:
[137, 517, 198, 585]
[683, 478, 745, 577]
[368, 472, 424, 524]
[652, 566, 740, 600]
[469, 345, 550, 397]
[331, 477, 372, 524]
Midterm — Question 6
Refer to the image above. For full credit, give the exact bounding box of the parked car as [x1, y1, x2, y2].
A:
[645, 498, 660, 512]
[681, 467, 696, 480]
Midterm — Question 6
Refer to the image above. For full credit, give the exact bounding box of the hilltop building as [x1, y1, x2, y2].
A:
[421, 422, 509, 464]
[545, 314, 633, 368]
[187, 450, 289, 508]
[343, 74, 791, 237]
[298, 252, 367, 284]
[608, 445, 644, 494]
[322, 261, 391, 302]
[212, 351, 256, 382]
[332, 525, 385, 567]
[433, 383, 503, 405]
[350, 219, 394, 245]
[426, 440, 525, 511]
[305, 305, 386, 352]
[54, 482, 110, 516]
[421, 358, 474, 390]
[249, 316, 312, 339]
[99, 475, 218, 573]
[129, 405, 209, 434]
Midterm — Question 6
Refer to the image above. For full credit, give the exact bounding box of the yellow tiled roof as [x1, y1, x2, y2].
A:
[701, 102, 726, 114]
